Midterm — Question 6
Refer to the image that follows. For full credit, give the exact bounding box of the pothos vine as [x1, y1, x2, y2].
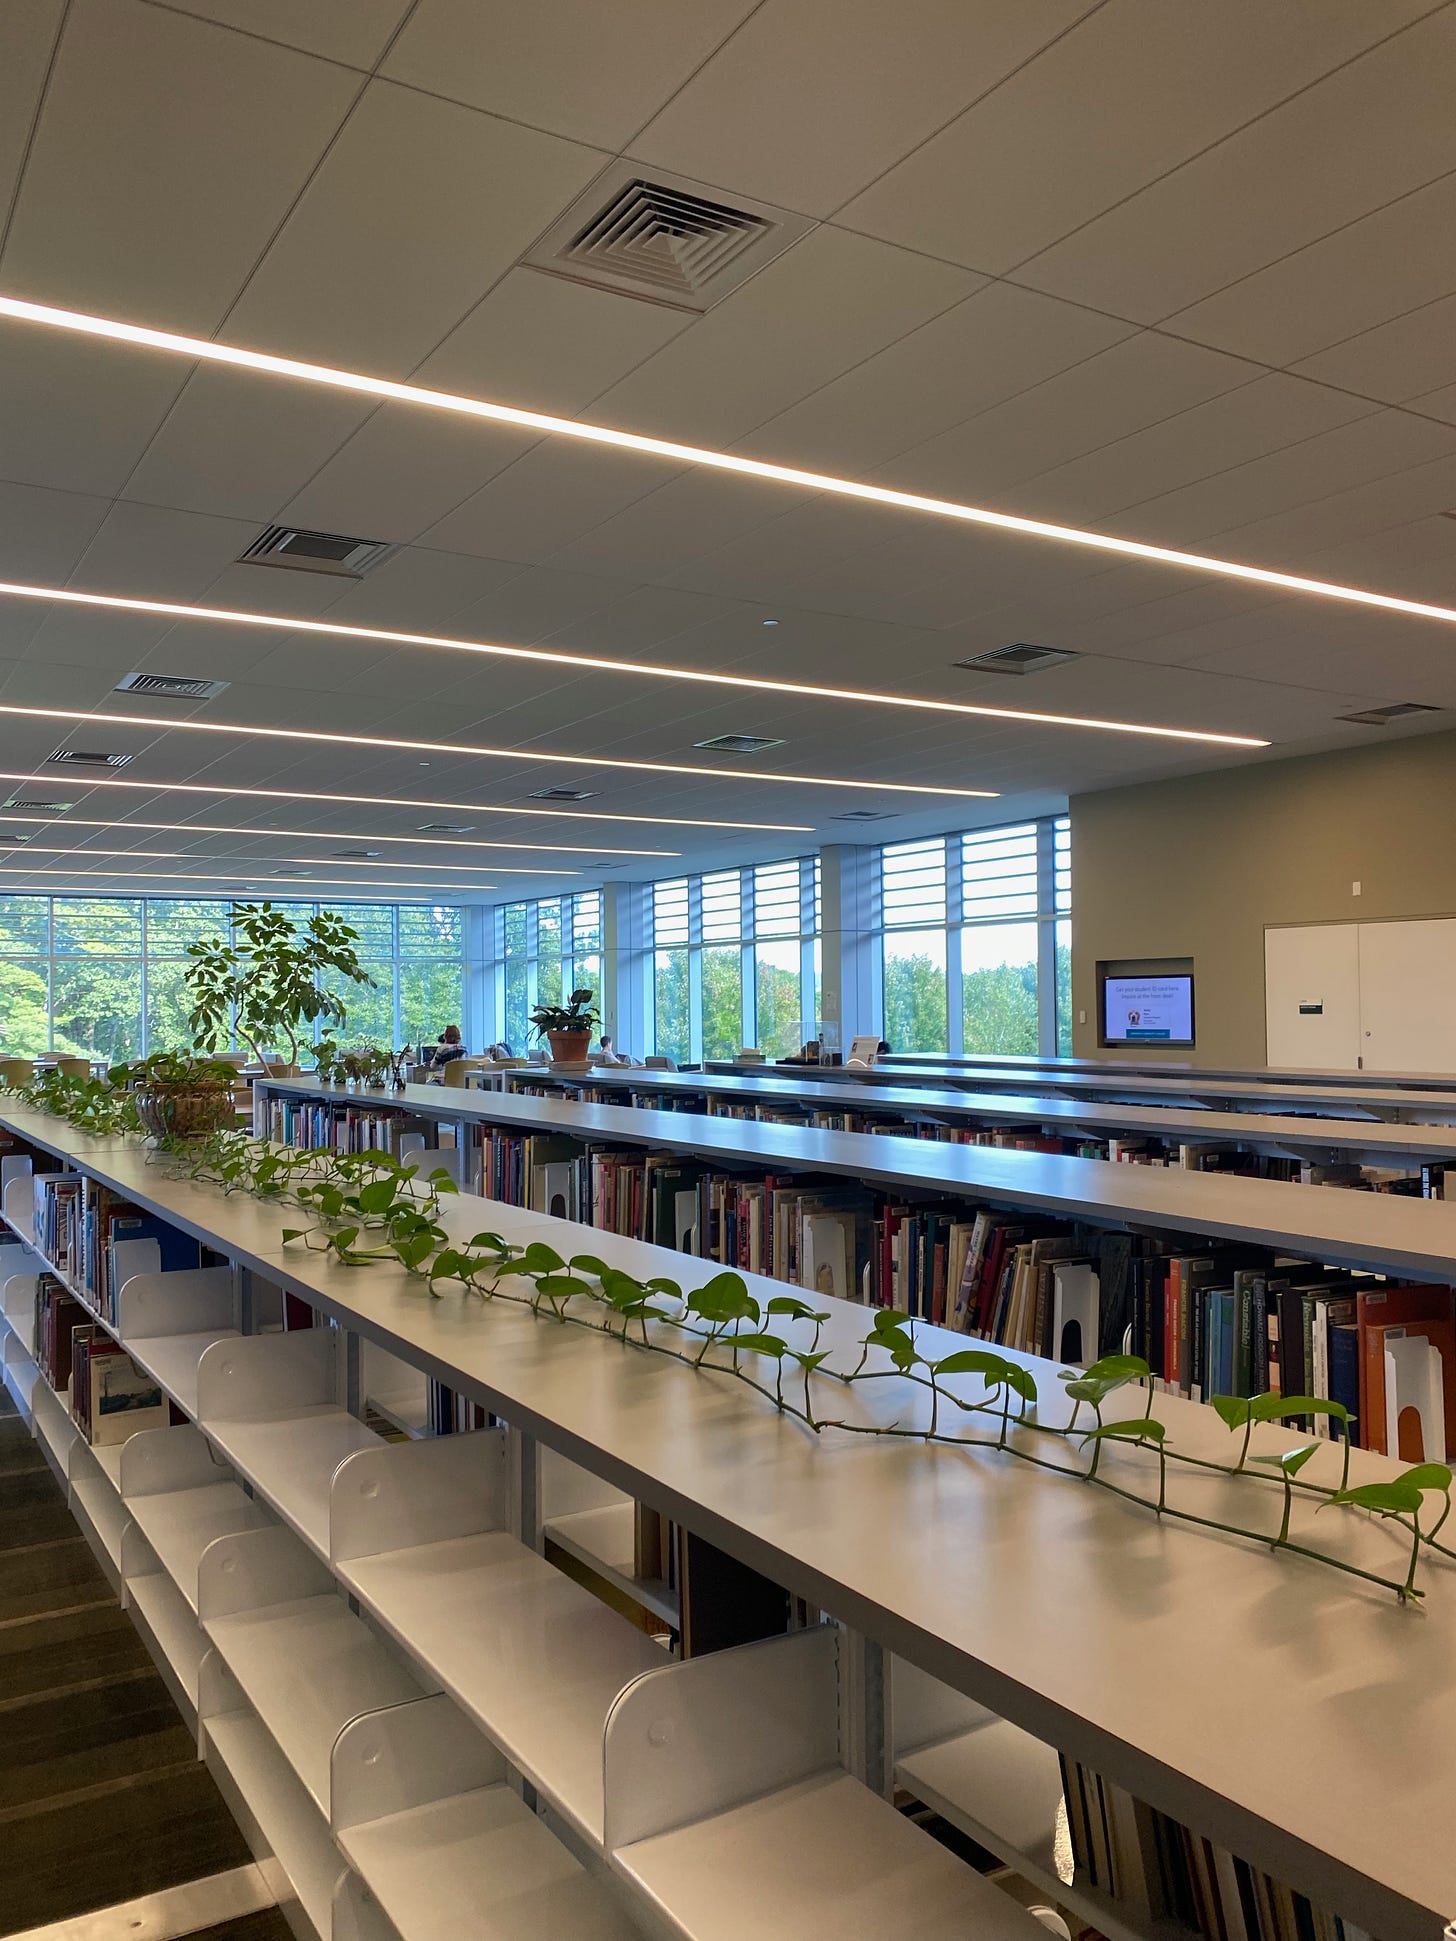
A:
[8, 1081, 1452, 1605]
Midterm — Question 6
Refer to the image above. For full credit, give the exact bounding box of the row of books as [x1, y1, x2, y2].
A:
[256, 1095, 434, 1157]
[1057, 1752, 1372, 1941]
[32, 1271, 168, 1445]
[32, 1171, 201, 1324]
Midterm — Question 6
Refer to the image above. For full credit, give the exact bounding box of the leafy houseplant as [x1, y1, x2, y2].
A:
[110, 1050, 239, 1143]
[185, 903, 376, 1074]
[529, 987, 599, 1063]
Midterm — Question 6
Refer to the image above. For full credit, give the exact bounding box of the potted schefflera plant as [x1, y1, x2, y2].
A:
[184, 902, 377, 1077]
[530, 987, 599, 1063]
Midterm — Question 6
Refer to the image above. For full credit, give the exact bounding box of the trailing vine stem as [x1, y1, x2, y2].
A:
[10, 1103, 1452, 1607]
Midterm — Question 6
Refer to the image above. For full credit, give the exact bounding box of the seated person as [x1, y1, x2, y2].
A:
[425, 1024, 467, 1068]
[595, 1033, 632, 1066]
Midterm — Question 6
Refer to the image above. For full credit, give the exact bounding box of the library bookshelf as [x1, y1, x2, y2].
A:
[0, 1086, 1453, 1941]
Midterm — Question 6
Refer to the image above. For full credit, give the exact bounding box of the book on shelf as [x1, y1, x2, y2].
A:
[69, 1324, 167, 1444]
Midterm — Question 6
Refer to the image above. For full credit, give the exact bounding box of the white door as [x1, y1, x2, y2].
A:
[1264, 924, 1360, 1069]
[1357, 918, 1456, 1074]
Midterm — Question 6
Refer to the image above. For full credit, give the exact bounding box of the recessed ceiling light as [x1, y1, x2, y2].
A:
[0, 702, 997, 797]
[0, 576, 1261, 750]
[1, 293, 1449, 641]
[0, 771, 807, 834]
[762, 618, 779, 627]
[0, 842, 517, 876]
[0, 864, 490, 895]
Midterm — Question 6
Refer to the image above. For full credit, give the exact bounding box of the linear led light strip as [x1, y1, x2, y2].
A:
[0, 864, 492, 894]
[0, 842, 538, 876]
[0, 770, 806, 834]
[0, 701, 992, 796]
[5, 296, 1451, 655]
[0, 577, 1261, 750]
[0, 810, 674, 858]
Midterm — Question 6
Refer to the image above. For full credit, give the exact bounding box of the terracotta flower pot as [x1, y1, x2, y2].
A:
[546, 1029, 592, 1064]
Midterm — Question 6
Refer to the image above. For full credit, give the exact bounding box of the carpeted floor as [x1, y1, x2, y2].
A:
[0, 1388, 293, 1939]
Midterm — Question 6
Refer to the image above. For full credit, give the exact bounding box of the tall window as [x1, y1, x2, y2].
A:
[648, 857, 818, 1062]
[497, 891, 603, 1052]
[877, 817, 1069, 1056]
[0, 896, 463, 1061]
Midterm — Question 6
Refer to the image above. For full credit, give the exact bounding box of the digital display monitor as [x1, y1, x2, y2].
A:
[1101, 973, 1195, 1046]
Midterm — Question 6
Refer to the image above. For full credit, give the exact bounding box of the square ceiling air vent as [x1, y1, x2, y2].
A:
[334, 848, 382, 859]
[240, 525, 396, 578]
[4, 799, 72, 813]
[115, 671, 229, 700]
[528, 786, 598, 802]
[271, 868, 312, 877]
[831, 809, 899, 822]
[526, 163, 810, 313]
[46, 748, 133, 768]
[953, 642, 1080, 676]
[694, 733, 786, 755]
[1337, 702, 1443, 726]
[417, 823, 476, 834]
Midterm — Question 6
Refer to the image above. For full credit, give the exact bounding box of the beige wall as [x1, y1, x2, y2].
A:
[1069, 730, 1456, 1067]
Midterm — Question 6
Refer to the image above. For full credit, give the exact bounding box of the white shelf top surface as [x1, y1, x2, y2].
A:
[136, 1328, 238, 1418]
[127, 1566, 205, 1708]
[268, 1077, 1456, 1280]
[503, 1065, 1456, 1157]
[6, 1097, 1456, 1935]
[340, 1784, 646, 1941]
[204, 1408, 381, 1559]
[339, 1528, 667, 1846]
[126, 1479, 274, 1613]
[204, 1709, 341, 1937]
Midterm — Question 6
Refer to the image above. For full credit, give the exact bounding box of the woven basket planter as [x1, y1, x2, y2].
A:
[134, 1083, 236, 1143]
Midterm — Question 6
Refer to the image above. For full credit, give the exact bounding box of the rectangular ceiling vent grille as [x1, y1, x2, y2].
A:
[46, 748, 134, 768]
[526, 165, 809, 313]
[334, 848, 382, 859]
[832, 809, 898, 822]
[528, 786, 598, 802]
[953, 642, 1080, 676]
[4, 800, 72, 813]
[694, 733, 785, 755]
[417, 823, 476, 834]
[1337, 702, 1442, 726]
[240, 525, 396, 578]
[115, 671, 229, 700]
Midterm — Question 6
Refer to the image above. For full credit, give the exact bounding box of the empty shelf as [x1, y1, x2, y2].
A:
[206, 1709, 341, 1938]
[340, 1529, 666, 1847]
[133, 1328, 237, 1417]
[341, 1786, 644, 1941]
[128, 1567, 206, 1714]
[126, 1478, 274, 1613]
[72, 1471, 127, 1571]
[545, 1502, 677, 1628]
[204, 1407, 381, 1556]
[205, 1593, 427, 1815]
[615, 1769, 1048, 1941]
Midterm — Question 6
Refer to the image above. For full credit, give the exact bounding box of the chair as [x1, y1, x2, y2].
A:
[0, 1057, 34, 1089]
[644, 1055, 677, 1071]
[53, 1055, 92, 1080]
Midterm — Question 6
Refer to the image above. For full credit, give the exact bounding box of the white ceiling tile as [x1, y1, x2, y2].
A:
[66, 502, 261, 598]
[383, 0, 756, 150]
[158, 0, 413, 67]
[420, 441, 684, 563]
[0, 325, 187, 497]
[278, 406, 537, 542]
[443, 564, 632, 643]
[737, 282, 1130, 476]
[1296, 291, 1456, 405]
[224, 81, 607, 369]
[1007, 374, 1376, 526]
[1413, 381, 1456, 428]
[1, 0, 356, 330]
[0, 0, 64, 225]
[416, 268, 692, 412]
[587, 226, 979, 445]
[629, 0, 1092, 216]
[323, 549, 525, 630]
[1019, 8, 1456, 320]
[1166, 171, 1456, 368]
[121, 369, 374, 522]
[838, 0, 1426, 271]
[1207, 449, 1456, 563]
[1118, 410, 1456, 547]
[0, 481, 111, 586]
[878, 330, 1259, 500]
[544, 468, 812, 580]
